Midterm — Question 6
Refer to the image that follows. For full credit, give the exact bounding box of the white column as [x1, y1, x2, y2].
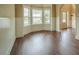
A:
[56, 5, 61, 32]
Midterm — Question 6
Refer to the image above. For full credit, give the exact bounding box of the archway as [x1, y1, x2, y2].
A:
[60, 4, 76, 30]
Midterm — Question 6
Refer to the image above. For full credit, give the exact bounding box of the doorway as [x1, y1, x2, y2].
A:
[60, 4, 76, 30]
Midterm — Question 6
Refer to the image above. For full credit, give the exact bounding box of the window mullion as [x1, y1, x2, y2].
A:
[42, 7, 44, 29]
[30, 7, 32, 26]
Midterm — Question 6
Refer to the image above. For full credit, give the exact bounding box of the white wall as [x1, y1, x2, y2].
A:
[24, 24, 51, 35]
[0, 5, 15, 54]
[72, 13, 76, 29]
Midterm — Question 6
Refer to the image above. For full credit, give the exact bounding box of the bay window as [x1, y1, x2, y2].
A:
[24, 7, 51, 26]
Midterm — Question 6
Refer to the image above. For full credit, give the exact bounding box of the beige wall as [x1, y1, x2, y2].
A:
[51, 4, 56, 31]
[15, 4, 24, 38]
[0, 4, 15, 54]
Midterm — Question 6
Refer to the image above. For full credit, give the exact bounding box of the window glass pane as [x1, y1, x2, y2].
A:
[44, 8, 50, 24]
[24, 8, 30, 16]
[33, 18, 42, 24]
[32, 8, 42, 17]
[24, 17, 30, 26]
[44, 18, 50, 24]
[44, 9, 50, 18]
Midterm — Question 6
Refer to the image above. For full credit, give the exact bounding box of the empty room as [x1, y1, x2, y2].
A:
[0, 4, 79, 55]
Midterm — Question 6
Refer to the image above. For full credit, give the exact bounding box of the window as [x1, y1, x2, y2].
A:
[24, 7, 51, 26]
[32, 9, 42, 17]
[32, 8, 42, 24]
[24, 8, 30, 26]
[32, 18, 42, 24]
[24, 17, 30, 26]
[44, 8, 51, 24]
[24, 8, 30, 17]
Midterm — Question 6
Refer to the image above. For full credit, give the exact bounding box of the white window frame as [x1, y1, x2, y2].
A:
[43, 8, 51, 24]
[24, 8, 31, 26]
[24, 7, 51, 26]
[32, 8, 43, 25]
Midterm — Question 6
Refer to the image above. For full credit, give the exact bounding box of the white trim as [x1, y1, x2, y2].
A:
[75, 35, 79, 40]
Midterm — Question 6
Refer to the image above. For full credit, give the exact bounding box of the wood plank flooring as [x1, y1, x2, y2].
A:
[10, 29, 79, 55]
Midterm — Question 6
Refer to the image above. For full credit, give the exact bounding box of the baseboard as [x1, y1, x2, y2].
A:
[16, 37, 24, 39]
[16, 30, 59, 39]
[16, 35, 24, 39]
[56, 29, 61, 32]
[61, 27, 72, 30]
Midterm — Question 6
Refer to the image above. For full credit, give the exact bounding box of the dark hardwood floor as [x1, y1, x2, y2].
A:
[10, 28, 79, 55]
